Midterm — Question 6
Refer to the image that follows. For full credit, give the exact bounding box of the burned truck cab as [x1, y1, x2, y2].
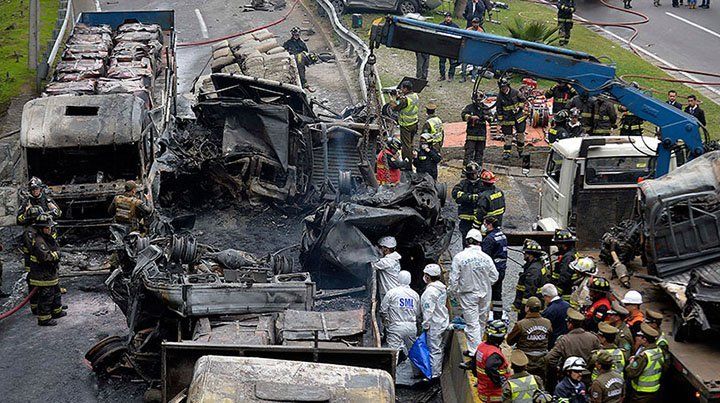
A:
[20, 94, 153, 226]
[536, 137, 659, 247]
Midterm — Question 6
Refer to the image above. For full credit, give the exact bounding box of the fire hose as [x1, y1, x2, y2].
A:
[525, 0, 720, 86]
[0, 287, 37, 321]
[177, 0, 302, 47]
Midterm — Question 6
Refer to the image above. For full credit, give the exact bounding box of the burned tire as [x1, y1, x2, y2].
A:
[396, 0, 419, 14]
[330, 0, 345, 14]
[85, 336, 127, 373]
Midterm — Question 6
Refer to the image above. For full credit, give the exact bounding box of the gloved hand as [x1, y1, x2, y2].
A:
[470, 194, 479, 202]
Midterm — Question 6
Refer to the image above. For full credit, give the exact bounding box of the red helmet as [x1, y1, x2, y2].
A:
[480, 169, 497, 184]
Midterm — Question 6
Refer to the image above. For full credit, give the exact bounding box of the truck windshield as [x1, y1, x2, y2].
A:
[585, 156, 654, 185]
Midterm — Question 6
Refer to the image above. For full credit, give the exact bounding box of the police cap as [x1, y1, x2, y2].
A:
[511, 350, 529, 367]
[595, 350, 614, 365]
[566, 307, 584, 321]
[598, 321, 619, 335]
[646, 309, 663, 323]
[639, 322, 659, 338]
[526, 296, 542, 310]
[608, 300, 629, 316]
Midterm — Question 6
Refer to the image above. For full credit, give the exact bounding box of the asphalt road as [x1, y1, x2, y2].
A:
[574, 0, 720, 87]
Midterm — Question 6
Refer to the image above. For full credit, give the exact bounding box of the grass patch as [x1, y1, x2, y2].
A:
[343, 0, 719, 138]
[0, 0, 60, 109]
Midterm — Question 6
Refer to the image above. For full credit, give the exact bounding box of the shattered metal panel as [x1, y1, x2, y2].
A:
[222, 105, 290, 169]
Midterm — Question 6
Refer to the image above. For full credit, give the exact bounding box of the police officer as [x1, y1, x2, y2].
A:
[507, 296, 553, 380]
[452, 162, 484, 245]
[550, 228, 578, 301]
[26, 213, 66, 326]
[379, 270, 420, 359]
[421, 102, 444, 151]
[605, 300, 633, 360]
[390, 80, 420, 160]
[513, 239, 546, 318]
[450, 228, 498, 355]
[481, 216, 507, 320]
[475, 169, 506, 228]
[618, 105, 644, 136]
[546, 308, 601, 373]
[496, 77, 527, 160]
[567, 93, 593, 134]
[17, 177, 62, 226]
[645, 309, 669, 362]
[461, 90, 492, 165]
[547, 109, 572, 143]
[556, 0, 576, 46]
[626, 323, 666, 403]
[591, 97, 617, 136]
[372, 236, 402, 303]
[376, 137, 405, 186]
[589, 322, 626, 382]
[554, 356, 588, 403]
[413, 134, 442, 180]
[502, 350, 544, 403]
[584, 277, 611, 332]
[466, 320, 511, 402]
[545, 82, 577, 113]
[421, 263, 450, 379]
[589, 350, 625, 403]
[109, 180, 153, 232]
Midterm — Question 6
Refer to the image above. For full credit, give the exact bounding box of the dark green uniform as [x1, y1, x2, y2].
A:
[502, 371, 544, 403]
[506, 312, 553, 379]
[589, 370, 624, 403]
[626, 344, 665, 402]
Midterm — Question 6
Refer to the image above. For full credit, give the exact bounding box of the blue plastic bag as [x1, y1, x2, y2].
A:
[408, 331, 433, 378]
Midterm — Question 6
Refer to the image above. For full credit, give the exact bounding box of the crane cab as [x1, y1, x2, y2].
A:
[535, 136, 661, 248]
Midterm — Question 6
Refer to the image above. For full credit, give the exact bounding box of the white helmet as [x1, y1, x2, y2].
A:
[563, 356, 587, 372]
[621, 290, 643, 305]
[569, 257, 597, 275]
[465, 228, 483, 243]
[378, 236, 397, 248]
[398, 270, 412, 286]
[423, 263, 441, 277]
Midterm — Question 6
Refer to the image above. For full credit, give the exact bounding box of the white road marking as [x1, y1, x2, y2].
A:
[665, 12, 720, 39]
[94, 0, 101, 11]
[194, 9, 209, 39]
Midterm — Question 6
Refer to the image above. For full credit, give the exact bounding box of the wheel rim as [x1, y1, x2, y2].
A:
[400, 1, 416, 14]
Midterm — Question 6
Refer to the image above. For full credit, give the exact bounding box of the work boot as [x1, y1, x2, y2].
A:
[438, 76, 445, 81]
[38, 318, 58, 326]
[459, 77, 467, 83]
[31, 307, 38, 315]
[52, 311, 68, 319]
[62, 304, 68, 310]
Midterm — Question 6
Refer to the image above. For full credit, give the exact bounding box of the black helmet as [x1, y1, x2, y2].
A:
[553, 109, 570, 124]
[29, 176, 43, 191]
[570, 107, 581, 118]
[523, 238, 542, 254]
[588, 276, 611, 293]
[33, 212, 56, 228]
[498, 77, 510, 88]
[486, 319, 508, 338]
[291, 26, 301, 35]
[552, 228, 577, 243]
[400, 80, 413, 91]
[463, 161, 481, 177]
[472, 90, 486, 105]
[387, 137, 402, 151]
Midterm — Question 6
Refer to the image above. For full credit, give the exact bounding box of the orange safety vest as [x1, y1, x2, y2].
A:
[475, 342, 510, 402]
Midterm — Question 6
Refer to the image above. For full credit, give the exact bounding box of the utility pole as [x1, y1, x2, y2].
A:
[28, 0, 40, 71]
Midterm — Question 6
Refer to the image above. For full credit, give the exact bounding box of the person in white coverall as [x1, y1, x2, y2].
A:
[449, 228, 498, 355]
[373, 236, 402, 303]
[421, 263, 450, 379]
[380, 270, 420, 358]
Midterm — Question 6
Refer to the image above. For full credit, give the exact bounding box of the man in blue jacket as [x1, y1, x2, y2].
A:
[541, 283, 570, 349]
[480, 216, 507, 320]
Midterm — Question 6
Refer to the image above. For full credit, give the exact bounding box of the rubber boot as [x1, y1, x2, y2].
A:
[52, 311, 68, 319]
[38, 318, 58, 326]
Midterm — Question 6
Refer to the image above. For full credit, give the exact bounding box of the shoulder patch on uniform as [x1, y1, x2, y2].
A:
[631, 361, 638, 368]
[592, 391, 599, 398]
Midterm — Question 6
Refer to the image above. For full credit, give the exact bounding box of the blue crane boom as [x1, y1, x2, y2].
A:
[370, 16, 705, 176]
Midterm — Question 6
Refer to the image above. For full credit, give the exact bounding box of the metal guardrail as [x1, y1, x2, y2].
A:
[313, 0, 384, 105]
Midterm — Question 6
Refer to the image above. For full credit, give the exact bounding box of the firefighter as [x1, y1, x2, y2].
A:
[507, 296, 553, 380]
[545, 82, 577, 114]
[390, 80, 420, 160]
[589, 322, 626, 382]
[584, 277, 612, 332]
[421, 263, 450, 380]
[502, 350, 544, 403]
[17, 177, 62, 226]
[626, 323, 665, 403]
[282, 27, 314, 92]
[513, 239, 546, 319]
[546, 308, 601, 374]
[547, 109, 573, 143]
[645, 310, 669, 361]
[461, 90, 492, 165]
[463, 320, 510, 402]
[618, 105, 644, 136]
[480, 216, 507, 320]
[567, 256, 598, 311]
[556, 0, 576, 46]
[567, 94, 593, 134]
[375, 137, 405, 186]
[589, 350, 625, 403]
[413, 134, 442, 180]
[591, 97, 617, 136]
[452, 162, 484, 245]
[109, 180, 153, 232]
[475, 169, 506, 228]
[568, 108, 585, 137]
[26, 213, 65, 326]
[622, 290, 645, 337]
[605, 300, 633, 360]
[379, 270, 419, 360]
[421, 102, 444, 151]
[450, 228, 498, 355]
[554, 356, 588, 403]
[496, 77, 527, 160]
[372, 236, 402, 303]
[550, 228, 579, 301]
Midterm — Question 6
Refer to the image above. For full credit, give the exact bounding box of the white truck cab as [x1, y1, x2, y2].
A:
[536, 136, 661, 247]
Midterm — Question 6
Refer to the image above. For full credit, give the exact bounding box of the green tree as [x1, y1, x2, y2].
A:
[506, 17, 560, 45]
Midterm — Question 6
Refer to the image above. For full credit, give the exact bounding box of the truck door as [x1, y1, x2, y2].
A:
[541, 150, 570, 229]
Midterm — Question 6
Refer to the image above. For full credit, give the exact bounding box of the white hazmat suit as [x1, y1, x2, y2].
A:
[380, 271, 420, 355]
[449, 244, 498, 354]
[373, 251, 402, 302]
[421, 279, 450, 378]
